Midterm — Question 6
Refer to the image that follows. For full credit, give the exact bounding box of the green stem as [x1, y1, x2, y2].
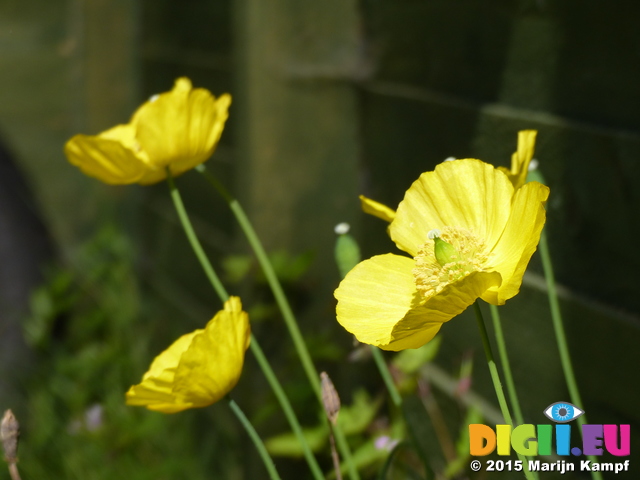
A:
[249, 334, 326, 480]
[473, 302, 534, 480]
[488, 304, 524, 425]
[489, 305, 539, 480]
[371, 347, 432, 480]
[370, 347, 402, 408]
[538, 230, 603, 480]
[227, 397, 282, 480]
[196, 165, 320, 396]
[166, 170, 228, 302]
[197, 165, 360, 480]
[166, 170, 325, 480]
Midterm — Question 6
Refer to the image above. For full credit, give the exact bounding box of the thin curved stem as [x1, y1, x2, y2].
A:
[166, 170, 228, 301]
[528, 167, 602, 480]
[370, 347, 402, 408]
[227, 397, 282, 480]
[473, 302, 534, 480]
[166, 170, 324, 480]
[489, 304, 539, 480]
[538, 230, 602, 480]
[195, 165, 320, 397]
[249, 336, 325, 480]
[488, 304, 524, 425]
[197, 165, 360, 480]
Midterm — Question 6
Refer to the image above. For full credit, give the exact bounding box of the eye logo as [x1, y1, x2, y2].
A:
[543, 401, 584, 423]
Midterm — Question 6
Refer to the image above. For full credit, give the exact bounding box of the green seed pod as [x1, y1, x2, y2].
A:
[335, 231, 361, 279]
[432, 236, 459, 266]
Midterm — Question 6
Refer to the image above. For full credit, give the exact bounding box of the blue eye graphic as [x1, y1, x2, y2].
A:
[543, 402, 584, 423]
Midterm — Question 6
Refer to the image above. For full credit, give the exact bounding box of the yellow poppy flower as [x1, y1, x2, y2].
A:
[498, 130, 537, 190]
[359, 131, 538, 224]
[65, 77, 231, 185]
[335, 159, 549, 351]
[126, 297, 250, 413]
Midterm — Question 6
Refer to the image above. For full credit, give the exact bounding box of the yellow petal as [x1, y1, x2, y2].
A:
[359, 195, 396, 223]
[335, 253, 501, 351]
[390, 159, 513, 256]
[64, 125, 152, 185]
[136, 167, 169, 185]
[173, 296, 250, 407]
[125, 331, 199, 413]
[126, 297, 250, 413]
[132, 77, 231, 182]
[483, 181, 549, 304]
[498, 130, 537, 190]
[384, 270, 502, 351]
[125, 381, 195, 414]
[335, 254, 420, 347]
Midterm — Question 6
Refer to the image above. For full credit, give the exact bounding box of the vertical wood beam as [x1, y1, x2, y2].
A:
[234, 0, 362, 257]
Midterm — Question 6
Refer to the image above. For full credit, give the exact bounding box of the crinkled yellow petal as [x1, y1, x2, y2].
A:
[359, 195, 396, 223]
[335, 253, 502, 351]
[335, 254, 420, 346]
[64, 125, 152, 185]
[482, 181, 549, 305]
[385, 270, 502, 351]
[498, 130, 537, 190]
[125, 331, 199, 413]
[173, 296, 251, 407]
[390, 159, 514, 256]
[126, 297, 250, 413]
[132, 77, 231, 183]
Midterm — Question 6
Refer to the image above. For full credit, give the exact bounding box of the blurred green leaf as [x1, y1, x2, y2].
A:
[338, 389, 383, 435]
[221, 254, 253, 283]
[25, 287, 55, 347]
[392, 336, 442, 375]
[263, 250, 315, 283]
[265, 424, 329, 457]
[339, 439, 386, 477]
[265, 388, 383, 459]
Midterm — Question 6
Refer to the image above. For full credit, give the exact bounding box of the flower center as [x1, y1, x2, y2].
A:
[413, 226, 489, 299]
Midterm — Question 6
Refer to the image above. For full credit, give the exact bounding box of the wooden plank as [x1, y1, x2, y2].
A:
[233, 0, 362, 333]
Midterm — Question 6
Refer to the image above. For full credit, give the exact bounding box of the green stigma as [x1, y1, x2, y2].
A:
[428, 229, 460, 266]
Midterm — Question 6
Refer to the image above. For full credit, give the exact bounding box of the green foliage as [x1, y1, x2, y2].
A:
[338, 390, 383, 436]
[265, 389, 382, 458]
[391, 337, 442, 376]
[338, 420, 409, 480]
[376, 442, 423, 480]
[221, 250, 315, 324]
[222, 250, 314, 285]
[17, 226, 232, 480]
[444, 407, 484, 479]
[265, 424, 329, 457]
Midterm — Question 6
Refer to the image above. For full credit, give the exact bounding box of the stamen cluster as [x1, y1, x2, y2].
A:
[413, 226, 489, 299]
